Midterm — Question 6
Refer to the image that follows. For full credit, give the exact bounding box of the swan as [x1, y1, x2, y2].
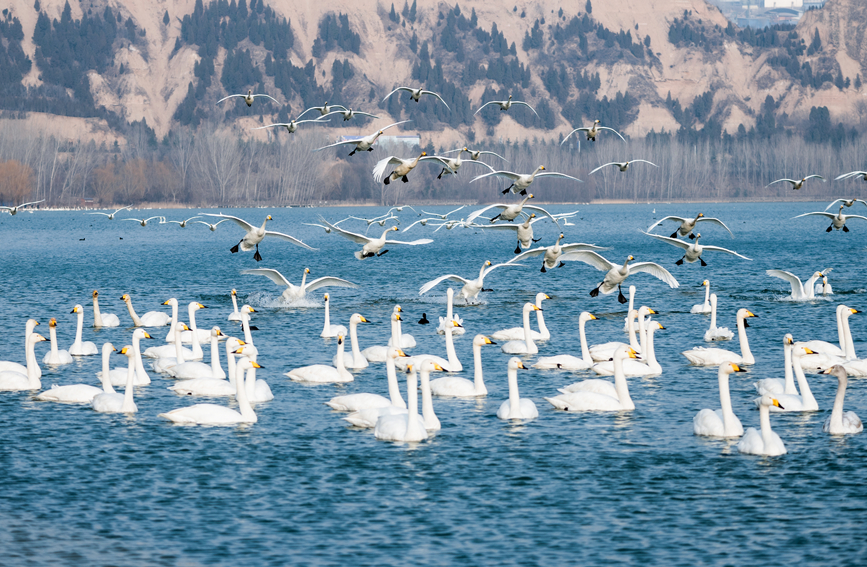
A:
[436, 288, 465, 335]
[590, 306, 653, 360]
[313, 120, 410, 155]
[92, 291, 120, 328]
[166, 327, 226, 380]
[373, 365, 428, 442]
[420, 260, 519, 303]
[0, 199, 44, 215]
[398, 320, 463, 372]
[0, 319, 40, 375]
[501, 303, 543, 355]
[241, 267, 358, 302]
[474, 94, 539, 116]
[91, 346, 139, 414]
[288, 334, 354, 383]
[824, 196, 867, 209]
[835, 307, 867, 376]
[168, 338, 244, 397]
[198, 213, 314, 262]
[217, 89, 279, 106]
[415, 359, 444, 430]
[704, 294, 734, 341]
[469, 213, 546, 253]
[466, 195, 558, 224]
[158, 298, 184, 342]
[471, 166, 581, 196]
[120, 294, 171, 327]
[193, 218, 230, 231]
[100, 328, 153, 386]
[427, 151, 496, 180]
[320, 107, 381, 121]
[589, 160, 658, 174]
[331, 314, 369, 369]
[534, 312, 597, 370]
[362, 312, 405, 362]
[545, 346, 639, 412]
[158, 359, 262, 425]
[318, 218, 433, 259]
[233, 345, 273, 403]
[766, 268, 832, 300]
[122, 216, 163, 227]
[387, 306, 416, 348]
[0, 332, 47, 390]
[381, 86, 450, 109]
[87, 205, 131, 220]
[37, 343, 116, 403]
[821, 366, 863, 435]
[297, 101, 348, 118]
[42, 318, 73, 365]
[68, 305, 98, 356]
[691, 280, 712, 314]
[151, 323, 193, 373]
[561, 252, 679, 303]
[372, 152, 444, 185]
[591, 321, 664, 377]
[815, 276, 833, 295]
[429, 335, 496, 397]
[797, 305, 848, 371]
[442, 148, 507, 163]
[164, 216, 200, 228]
[239, 312, 256, 346]
[350, 360, 443, 430]
[682, 309, 757, 366]
[693, 362, 747, 438]
[646, 213, 734, 240]
[766, 174, 824, 190]
[326, 347, 408, 411]
[226, 289, 253, 322]
[510, 235, 605, 272]
[737, 395, 786, 456]
[178, 302, 211, 350]
[253, 117, 329, 134]
[644, 232, 751, 266]
[793, 205, 867, 233]
[561, 120, 626, 144]
[493, 293, 550, 341]
[320, 293, 348, 338]
[497, 358, 538, 420]
[758, 346, 819, 412]
[755, 335, 798, 396]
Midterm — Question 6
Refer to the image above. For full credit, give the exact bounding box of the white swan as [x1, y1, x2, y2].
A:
[417, 359, 443, 430]
[381, 86, 450, 109]
[166, 327, 226, 380]
[120, 294, 171, 327]
[501, 303, 542, 354]
[465, 195, 558, 223]
[150, 323, 194, 372]
[622, 285, 636, 331]
[815, 276, 833, 296]
[91, 346, 138, 414]
[228, 289, 241, 321]
[87, 205, 130, 220]
[320, 293, 348, 338]
[766, 268, 831, 300]
[590, 306, 653, 360]
[218, 89, 279, 106]
[429, 335, 495, 397]
[240, 267, 358, 302]
[420, 260, 519, 303]
[199, 213, 314, 262]
[362, 312, 404, 363]
[179, 302, 212, 349]
[737, 395, 786, 456]
[233, 345, 273, 403]
[561, 252, 679, 303]
[497, 358, 538, 420]
[332, 314, 369, 369]
[68, 305, 98, 356]
[493, 293, 550, 341]
[644, 232, 751, 266]
[37, 343, 116, 403]
[351, 360, 443, 431]
[91, 290, 120, 327]
[100, 328, 152, 386]
[799, 304, 847, 363]
[646, 213, 733, 240]
[169, 338, 245, 397]
[704, 294, 734, 341]
[838, 308, 867, 377]
[436, 287, 465, 335]
[592, 321, 664, 377]
[757, 346, 819, 412]
[475, 94, 538, 116]
[561, 119, 626, 144]
[326, 347, 408, 411]
[755, 335, 798, 396]
[387, 305, 416, 348]
[682, 309, 757, 366]
[159, 359, 262, 426]
[545, 346, 639, 412]
[767, 174, 824, 190]
[793, 205, 867, 232]
[821, 366, 863, 435]
[374, 365, 428, 443]
[589, 160, 658, 174]
[398, 320, 463, 372]
[472, 166, 582, 196]
[313, 120, 410, 155]
[288, 334, 354, 383]
[0, 319, 40, 376]
[693, 362, 746, 437]
[42, 318, 73, 365]
[159, 298, 183, 343]
[0, 332, 47, 390]
[318, 219, 433, 259]
[534, 312, 597, 370]
[511, 236, 606, 273]
[469, 212, 547, 253]
[691, 280, 711, 314]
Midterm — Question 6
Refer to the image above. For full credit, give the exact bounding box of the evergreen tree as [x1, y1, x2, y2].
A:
[585, 0, 592, 14]
[163, 10, 170, 25]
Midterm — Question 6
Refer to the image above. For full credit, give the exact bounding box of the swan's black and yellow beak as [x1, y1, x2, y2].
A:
[772, 398, 783, 409]
[396, 349, 408, 357]
[516, 361, 526, 369]
[251, 361, 263, 369]
[484, 337, 495, 345]
[143, 332, 153, 339]
[197, 303, 207, 309]
[731, 363, 746, 372]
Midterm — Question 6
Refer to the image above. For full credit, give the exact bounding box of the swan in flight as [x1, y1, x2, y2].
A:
[765, 268, 831, 300]
[821, 366, 863, 435]
[561, 252, 679, 303]
[199, 213, 314, 261]
[320, 293, 347, 338]
[466, 194, 556, 224]
[497, 358, 538, 420]
[704, 294, 734, 341]
[793, 205, 867, 232]
[218, 89, 279, 106]
[91, 346, 139, 414]
[373, 365, 428, 442]
[287, 334, 354, 383]
[443, 148, 507, 162]
[533, 312, 596, 370]
[87, 205, 130, 220]
[545, 346, 639, 412]
[37, 343, 116, 403]
[561, 120, 625, 144]
[0, 332, 46, 390]
[253, 117, 329, 134]
[682, 308, 757, 366]
[469, 213, 542, 253]
[419, 206, 465, 220]
[326, 347, 408, 411]
[240, 268, 358, 302]
[165, 216, 200, 228]
[429, 335, 496, 397]
[824, 197, 867, 210]
[297, 101, 348, 119]
[589, 160, 658, 175]
[737, 395, 786, 456]
[381, 86, 450, 110]
[692, 280, 712, 313]
[320, 107, 380, 121]
[693, 362, 747, 438]
[91, 290, 120, 328]
[644, 232, 751, 266]
[0, 199, 44, 215]
[313, 120, 410, 155]
[193, 219, 229, 231]
[500, 302, 543, 355]
[123, 216, 163, 227]
[493, 292, 550, 341]
[510, 234, 605, 272]
[471, 166, 581, 195]
[317, 218, 432, 259]
[646, 213, 733, 240]
[42, 318, 72, 365]
[159, 359, 262, 425]
[835, 170, 867, 181]
[474, 95, 539, 117]
[68, 305, 97, 356]
[373, 152, 442, 184]
[121, 294, 171, 327]
[427, 152, 496, 180]
[766, 174, 824, 190]
[419, 260, 519, 302]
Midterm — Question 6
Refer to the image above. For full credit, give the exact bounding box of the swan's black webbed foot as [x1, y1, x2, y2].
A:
[490, 215, 501, 223]
[558, 262, 565, 268]
[670, 232, 678, 238]
[348, 149, 356, 157]
[540, 264, 547, 273]
[520, 189, 527, 196]
[514, 244, 522, 254]
[401, 175, 409, 183]
[501, 187, 510, 195]
[688, 233, 696, 240]
[230, 242, 241, 254]
[532, 238, 541, 243]
[843, 226, 850, 233]
[437, 169, 445, 179]
[367, 147, 374, 152]
[253, 247, 263, 262]
[675, 258, 684, 265]
[826, 226, 833, 232]
[617, 285, 628, 304]
[377, 249, 389, 256]
[589, 287, 600, 298]
[700, 258, 708, 267]
[383, 177, 391, 185]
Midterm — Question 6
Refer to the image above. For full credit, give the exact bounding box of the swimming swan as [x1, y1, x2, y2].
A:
[0, 332, 47, 390]
[501, 303, 543, 354]
[37, 343, 116, 403]
[42, 318, 73, 365]
[332, 314, 369, 369]
[691, 280, 712, 314]
[534, 312, 597, 370]
[320, 293, 348, 338]
[592, 321, 664, 377]
[166, 327, 226, 380]
[704, 294, 734, 341]
[120, 294, 171, 327]
[493, 293, 550, 341]
[497, 358, 538, 420]
[429, 335, 495, 397]
[373, 365, 428, 443]
[233, 345, 273, 403]
[91, 291, 120, 327]
[766, 268, 832, 300]
[0, 319, 40, 376]
[362, 312, 404, 362]
[387, 305, 416, 348]
[91, 346, 138, 413]
[68, 306, 98, 356]
[737, 395, 786, 456]
[693, 362, 746, 437]
[240, 267, 358, 302]
[545, 346, 639, 412]
[755, 335, 797, 396]
[398, 320, 463, 372]
[100, 328, 153, 386]
[288, 334, 354, 383]
[326, 347, 408, 411]
[168, 338, 245, 397]
[150, 323, 194, 371]
[821, 365, 863, 435]
[158, 360, 262, 425]
[682, 309, 757, 366]
[756, 346, 818, 412]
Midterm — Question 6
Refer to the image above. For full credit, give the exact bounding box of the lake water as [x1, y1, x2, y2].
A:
[1, 203, 865, 566]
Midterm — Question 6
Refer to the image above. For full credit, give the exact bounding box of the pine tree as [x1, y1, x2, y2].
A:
[585, 0, 592, 14]
[163, 10, 170, 25]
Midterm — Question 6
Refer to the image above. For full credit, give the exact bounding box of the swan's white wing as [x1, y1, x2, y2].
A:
[589, 162, 622, 175]
[694, 217, 734, 237]
[419, 274, 470, 295]
[420, 90, 451, 111]
[766, 270, 805, 297]
[557, 251, 616, 272]
[254, 123, 289, 130]
[401, 218, 437, 232]
[646, 216, 688, 233]
[474, 101, 500, 115]
[834, 171, 867, 181]
[217, 94, 245, 103]
[381, 86, 412, 103]
[522, 205, 558, 224]
[252, 94, 280, 104]
[380, 120, 412, 133]
[466, 204, 507, 223]
[198, 213, 254, 231]
[630, 159, 658, 168]
[560, 128, 589, 145]
[535, 172, 583, 183]
[240, 268, 292, 287]
[446, 206, 466, 216]
[383, 237, 434, 246]
[469, 223, 519, 231]
[560, 243, 607, 253]
[508, 247, 547, 262]
[296, 106, 323, 120]
[597, 126, 626, 141]
[629, 262, 679, 288]
[804, 174, 825, 182]
[462, 160, 496, 173]
[792, 211, 835, 219]
[312, 140, 359, 151]
[318, 218, 371, 244]
[19, 200, 45, 208]
[701, 246, 752, 260]
[478, 151, 508, 162]
[145, 216, 164, 223]
[264, 231, 316, 250]
[644, 232, 691, 250]
[470, 170, 521, 183]
[767, 178, 797, 187]
[824, 199, 848, 210]
[122, 218, 142, 222]
[193, 220, 215, 227]
[844, 215, 867, 222]
[483, 262, 523, 277]
[305, 277, 359, 293]
[511, 101, 539, 117]
[87, 212, 111, 217]
[372, 156, 405, 183]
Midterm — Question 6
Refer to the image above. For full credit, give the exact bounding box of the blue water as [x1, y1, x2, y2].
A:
[1, 203, 866, 566]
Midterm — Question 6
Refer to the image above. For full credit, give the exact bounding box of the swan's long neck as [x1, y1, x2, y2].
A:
[242, 315, 254, 345]
[165, 302, 179, 341]
[626, 288, 635, 326]
[782, 343, 796, 395]
[446, 288, 455, 320]
[75, 311, 84, 344]
[522, 307, 535, 350]
[444, 325, 461, 370]
[226, 345, 237, 387]
[829, 374, 848, 432]
[121, 359, 136, 412]
[842, 311, 857, 359]
[473, 343, 486, 395]
[718, 369, 736, 434]
[132, 333, 148, 383]
[49, 325, 59, 357]
[535, 303, 549, 338]
[395, 315, 403, 340]
[93, 296, 103, 327]
[189, 306, 203, 358]
[627, 313, 640, 352]
[390, 317, 401, 346]
[236, 366, 257, 422]
[385, 356, 406, 408]
[736, 316, 754, 364]
[638, 312, 649, 354]
[244, 360, 257, 398]
[835, 306, 846, 355]
[645, 326, 660, 373]
[805, 273, 822, 298]
[26, 337, 41, 389]
[579, 318, 592, 364]
[300, 271, 308, 290]
[323, 299, 332, 332]
[419, 368, 439, 430]
[259, 217, 269, 235]
[703, 284, 710, 307]
[507, 366, 521, 416]
[231, 294, 239, 314]
[791, 354, 817, 410]
[759, 403, 774, 450]
[709, 297, 717, 329]
[405, 371, 422, 439]
[100, 348, 116, 394]
[335, 339, 347, 374]
[210, 334, 222, 376]
[613, 352, 634, 410]
[174, 326, 186, 364]
[125, 299, 143, 326]
[349, 320, 362, 364]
